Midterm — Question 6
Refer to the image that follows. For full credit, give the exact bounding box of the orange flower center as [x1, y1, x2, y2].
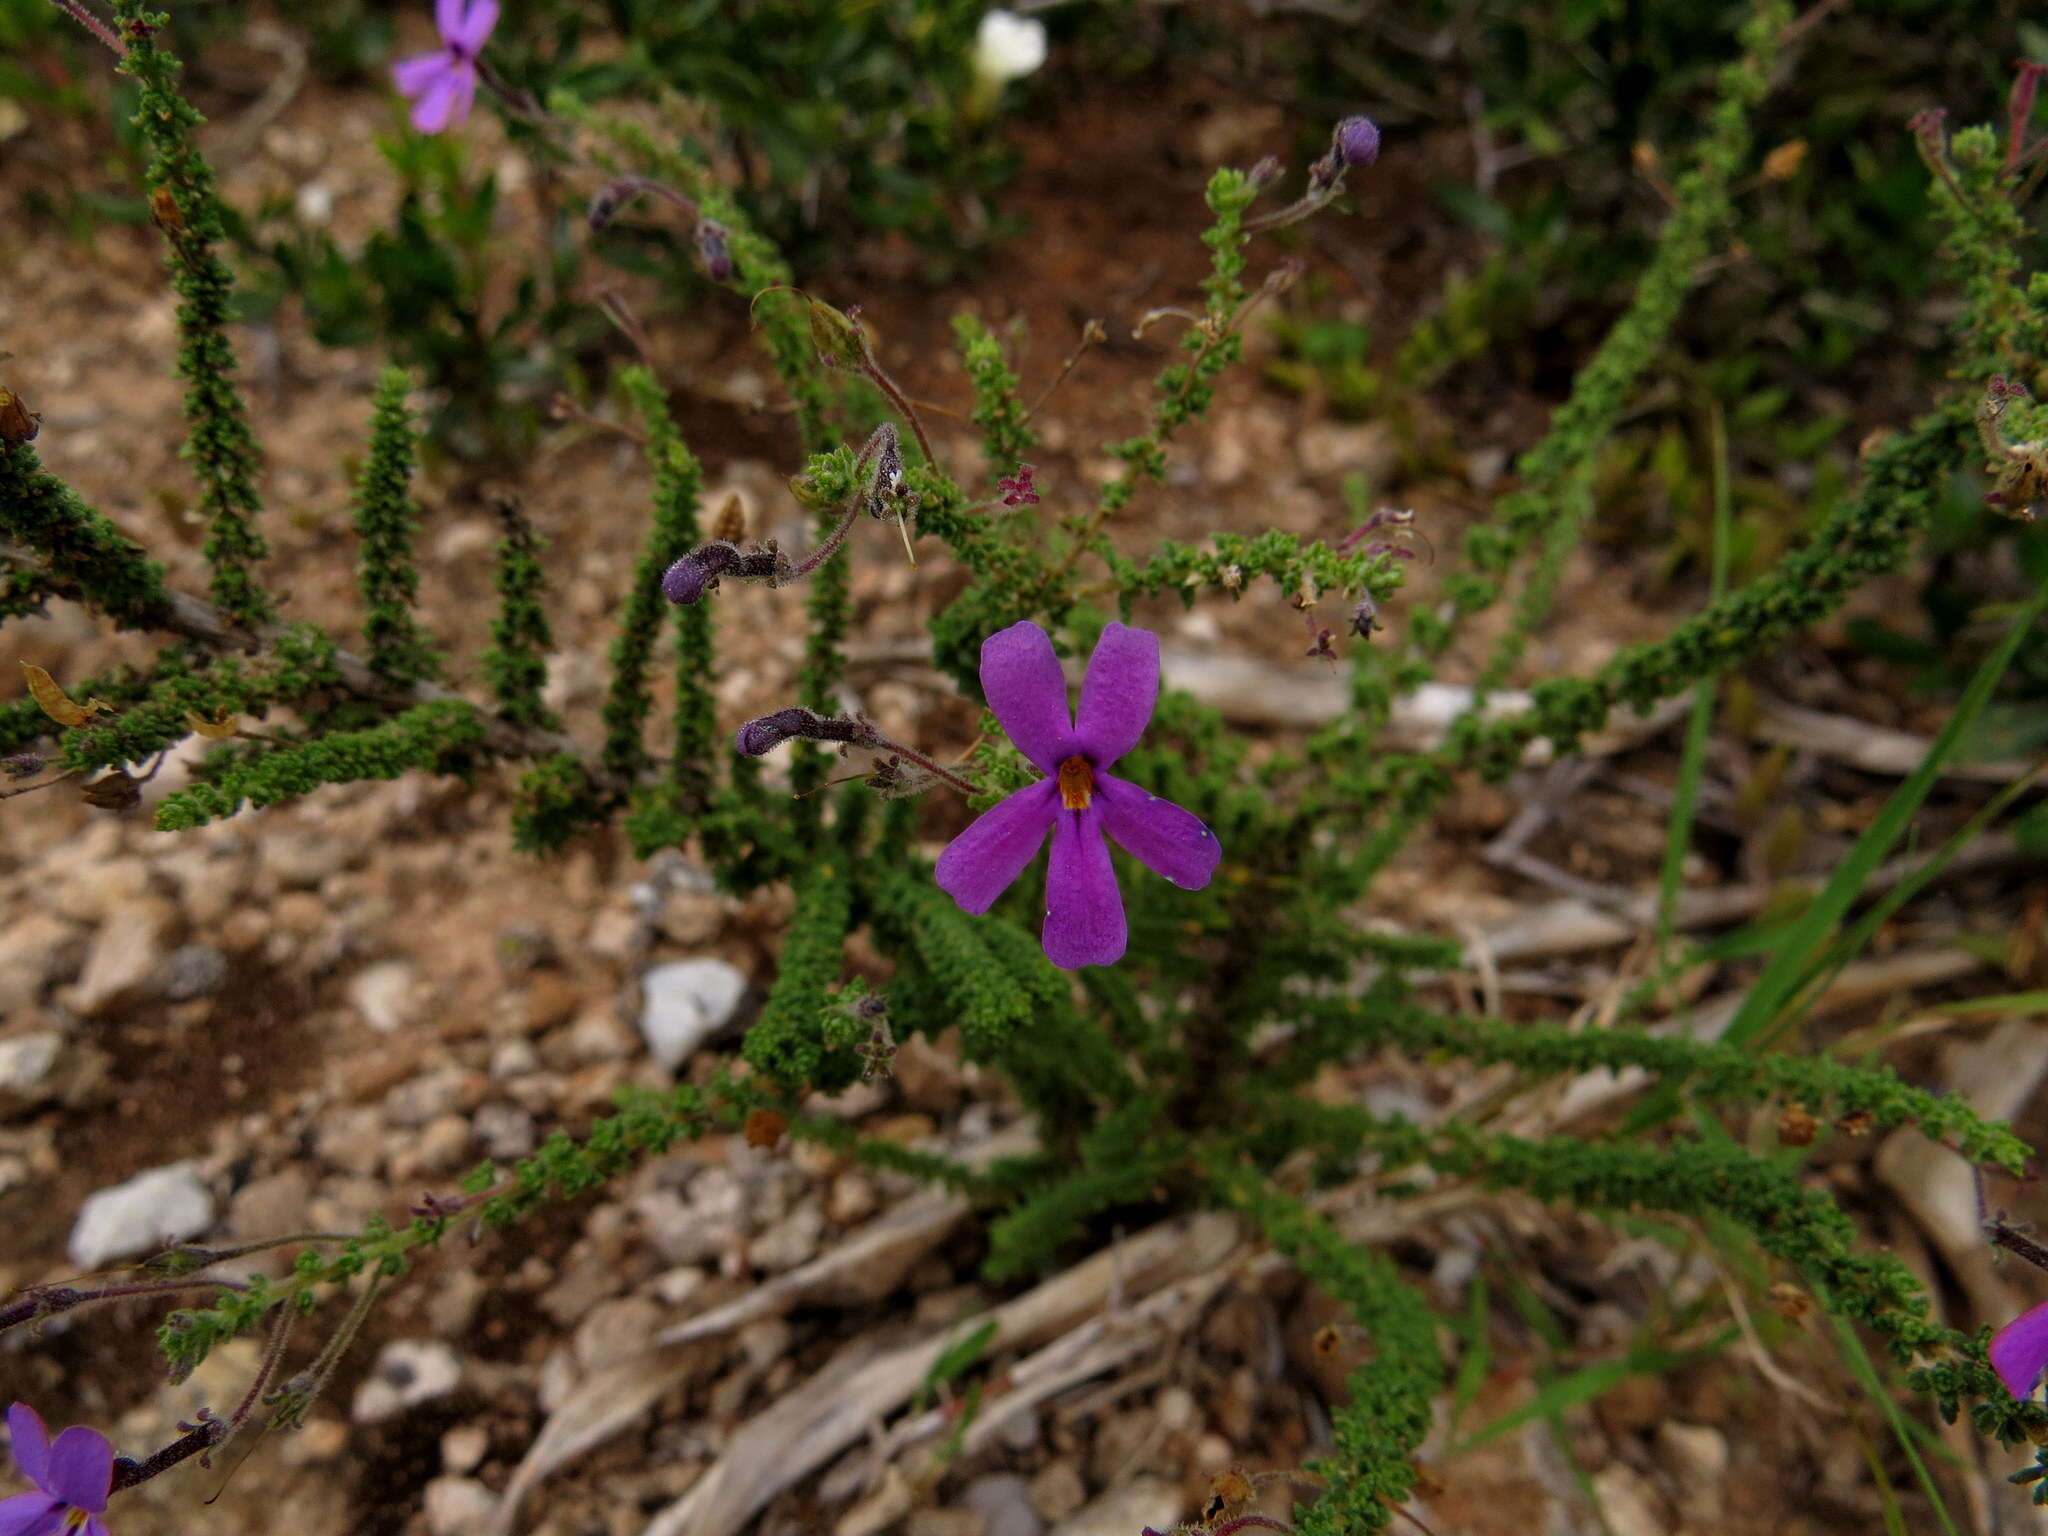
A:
[1057, 755, 1094, 811]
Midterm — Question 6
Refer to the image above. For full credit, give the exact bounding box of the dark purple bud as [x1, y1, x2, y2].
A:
[587, 178, 636, 231]
[1332, 115, 1381, 170]
[851, 991, 888, 1022]
[1348, 595, 1382, 639]
[1, 751, 44, 779]
[734, 707, 868, 756]
[696, 219, 733, 282]
[662, 541, 744, 604]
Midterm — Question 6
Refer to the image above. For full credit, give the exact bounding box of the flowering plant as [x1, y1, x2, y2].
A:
[6, 0, 2048, 1530]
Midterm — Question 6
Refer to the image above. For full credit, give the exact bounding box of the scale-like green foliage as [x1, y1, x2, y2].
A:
[113, 1, 272, 626]
[352, 370, 440, 688]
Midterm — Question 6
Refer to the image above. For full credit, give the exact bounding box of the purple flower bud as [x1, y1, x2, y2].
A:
[1247, 155, 1285, 192]
[696, 219, 733, 283]
[735, 708, 820, 756]
[588, 178, 634, 231]
[1332, 115, 1381, 170]
[733, 707, 869, 756]
[0, 751, 44, 779]
[662, 541, 745, 604]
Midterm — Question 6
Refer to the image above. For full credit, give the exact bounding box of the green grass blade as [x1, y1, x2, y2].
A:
[1623, 577, 2048, 1134]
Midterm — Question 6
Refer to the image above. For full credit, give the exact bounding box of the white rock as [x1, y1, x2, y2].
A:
[0, 913, 87, 1016]
[353, 1339, 463, 1424]
[638, 958, 748, 1070]
[68, 902, 176, 1017]
[423, 1475, 494, 1536]
[350, 960, 420, 1034]
[0, 1032, 62, 1100]
[68, 1162, 214, 1269]
[1050, 1477, 1180, 1536]
[965, 1473, 1043, 1536]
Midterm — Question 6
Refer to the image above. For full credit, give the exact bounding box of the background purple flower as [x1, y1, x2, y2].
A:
[1991, 1299, 2048, 1400]
[392, 0, 499, 134]
[2, 1402, 115, 1536]
[936, 620, 1220, 969]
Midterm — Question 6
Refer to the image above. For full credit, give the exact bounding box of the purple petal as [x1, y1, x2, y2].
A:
[1094, 773, 1221, 892]
[444, 66, 478, 127]
[409, 68, 467, 133]
[82, 1518, 113, 1536]
[1992, 1299, 2048, 1400]
[435, 0, 466, 44]
[1071, 622, 1158, 769]
[6, 1406, 50, 1492]
[42, 1428, 110, 1514]
[450, 0, 500, 52]
[392, 50, 452, 98]
[979, 622, 1073, 774]
[1043, 811, 1126, 969]
[936, 781, 1058, 915]
[0, 1495, 66, 1536]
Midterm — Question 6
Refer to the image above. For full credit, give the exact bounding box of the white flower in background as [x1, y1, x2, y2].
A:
[973, 9, 1047, 85]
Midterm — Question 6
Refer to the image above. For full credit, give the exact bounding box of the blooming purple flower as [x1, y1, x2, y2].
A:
[2, 1402, 116, 1536]
[935, 621, 1220, 969]
[392, 0, 500, 134]
[1992, 1299, 2048, 1400]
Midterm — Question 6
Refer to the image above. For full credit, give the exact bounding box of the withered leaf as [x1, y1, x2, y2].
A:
[184, 707, 238, 740]
[0, 386, 40, 447]
[80, 769, 140, 812]
[712, 491, 747, 545]
[20, 662, 111, 728]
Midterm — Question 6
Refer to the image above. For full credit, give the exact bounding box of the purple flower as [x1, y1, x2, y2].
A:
[1992, 1299, 2048, 1400]
[935, 621, 1221, 969]
[392, 0, 500, 134]
[2, 1402, 115, 1536]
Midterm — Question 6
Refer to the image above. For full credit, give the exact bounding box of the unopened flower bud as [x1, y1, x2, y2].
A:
[587, 177, 635, 231]
[1331, 115, 1380, 170]
[1348, 595, 1381, 639]
[1247, 155, 1285, 192]
[807, 297, 868, 371]
[1, 752, 44, 779]
[695, 219, 733, 282]
[662, 541, 743, 604]
[734, 707, 867, 756]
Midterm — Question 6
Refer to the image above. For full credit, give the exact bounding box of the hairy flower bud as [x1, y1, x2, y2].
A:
[807, 297, 868, 371]
[663, 543, 729, 604]
[1348, 595, 1381, 639]
[1247, 155, 1285, 193]
[1332, 115, 1381, 170]
[695, 219, 733, 282]
[587, 177, 635, 231]
[734, 707, 868, 756]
